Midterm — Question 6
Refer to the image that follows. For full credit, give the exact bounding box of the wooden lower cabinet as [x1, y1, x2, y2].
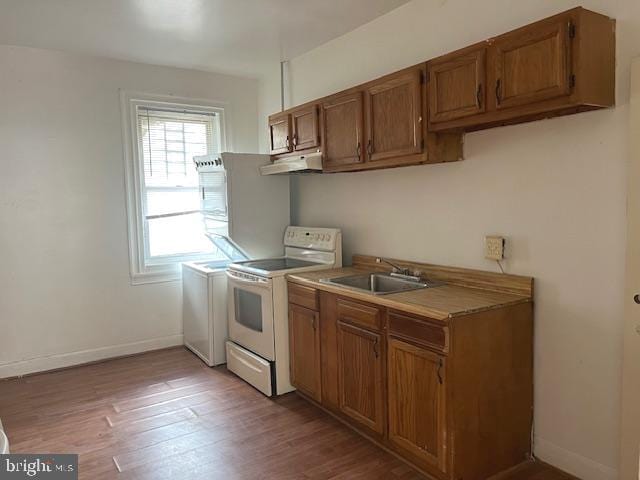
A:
[288, 304, 321, 402]
[388, 337, 447, 475]
[336, 321, 385, 435]
[287, 283, 534, 480]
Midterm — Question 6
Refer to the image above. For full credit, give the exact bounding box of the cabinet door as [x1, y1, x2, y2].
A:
[365, 68, 423, 162]
[388, 338, 447, 473]
[321, 92, 364, 169]
[291, 105, 320, 152]
[428, 48, 486, 123]
[337, 321, 385, 435]
[492, 18, 572, 110]
[289, 304, 321, 402]
[269, 113, 292, 155]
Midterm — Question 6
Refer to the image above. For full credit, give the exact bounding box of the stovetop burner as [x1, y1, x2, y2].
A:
[237, 258, 320, 272]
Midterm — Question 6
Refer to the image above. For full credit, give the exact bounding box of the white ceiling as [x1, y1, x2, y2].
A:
[0, 0, 412, 78]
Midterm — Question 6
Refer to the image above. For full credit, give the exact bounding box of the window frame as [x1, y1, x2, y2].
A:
[120, 91, 230, 285]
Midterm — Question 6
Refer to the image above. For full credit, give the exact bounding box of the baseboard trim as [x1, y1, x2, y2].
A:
[0, 335, 184, 379]
[534, 436, 618, 480]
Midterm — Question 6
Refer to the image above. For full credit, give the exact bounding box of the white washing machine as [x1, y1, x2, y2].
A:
[182, 235, 248, 366]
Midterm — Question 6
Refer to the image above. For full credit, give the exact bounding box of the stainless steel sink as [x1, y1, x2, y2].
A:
[319, 272, 440, 295]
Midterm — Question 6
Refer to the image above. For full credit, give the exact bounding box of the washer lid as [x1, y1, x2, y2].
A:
[205, 233, 249, 263]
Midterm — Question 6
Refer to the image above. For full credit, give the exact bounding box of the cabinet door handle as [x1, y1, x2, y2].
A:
[437, 358, 444, 385]
[476, 83, 483, 108]
[356, 142, 362, 158]
[367, 139, 373, 156]
[311, 316, 317, 330]
[292, 134, 298, 147]
[285, 135, 291, 149]
[495, 79, 502, 105]
[373, 338, 380, 358]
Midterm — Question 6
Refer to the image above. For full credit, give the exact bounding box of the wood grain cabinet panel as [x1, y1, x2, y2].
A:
[427, 7, 614, 132]
[388, 311, 448, 353]
[288, 283, 319, 311]
[337, 321, 385, 435]
[291, 104, 320, 151]
[319, 291, 340, 409]
[268, 112, 291, 155]
[336, 297, 383, 331]
[321, 92, 365, 169]
[388, 338, 447, 474]
[289, 304, 322, 402]
[492, 19, 571, 110]
[365, 68, 423, 162]
[428, 48, 487, 123]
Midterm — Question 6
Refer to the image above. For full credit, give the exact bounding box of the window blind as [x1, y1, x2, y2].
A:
[135, 106, 225, 260]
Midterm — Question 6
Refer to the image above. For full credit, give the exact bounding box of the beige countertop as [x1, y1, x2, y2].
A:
[287, 267, 532, 322]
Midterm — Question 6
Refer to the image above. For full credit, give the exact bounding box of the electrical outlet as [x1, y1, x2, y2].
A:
[485, 236, 505, 260]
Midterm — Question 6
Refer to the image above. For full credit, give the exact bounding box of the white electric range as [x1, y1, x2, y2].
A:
[225, 226, 342, 396]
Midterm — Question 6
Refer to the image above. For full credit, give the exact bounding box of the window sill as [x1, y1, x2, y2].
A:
[130, 269, 182, 286]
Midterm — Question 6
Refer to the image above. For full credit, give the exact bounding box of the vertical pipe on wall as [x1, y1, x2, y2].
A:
[280, 61, 286, 112]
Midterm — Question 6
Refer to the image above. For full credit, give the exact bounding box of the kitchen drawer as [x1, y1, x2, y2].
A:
[288, 282, 319, 311]
[336, 297, 383, 331]
[388, 310, 449, 353]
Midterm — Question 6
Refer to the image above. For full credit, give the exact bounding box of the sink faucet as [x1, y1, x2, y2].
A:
[376, 257, 411, 276]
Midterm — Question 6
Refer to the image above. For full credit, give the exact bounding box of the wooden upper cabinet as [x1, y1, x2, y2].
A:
[291, 104, 320, 152]
[268, 8, 613, 157]
[336, 321, 385, 435]
[268, 112, 291, 155]
[492, 18, 571, 110]
[289, 304, 322, 402]
[321, 92, 364, 169]
[428, 48, 487, 123]
[365, 68, 423, 162]
[388, 338, 447, 474]
[427, 7, 614, 132]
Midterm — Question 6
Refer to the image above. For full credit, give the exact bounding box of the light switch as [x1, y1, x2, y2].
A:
[485, 236, 505, 261]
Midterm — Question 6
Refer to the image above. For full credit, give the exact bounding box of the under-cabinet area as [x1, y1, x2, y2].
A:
[287, 256, 534, 480]
[266, 6, 615, 174]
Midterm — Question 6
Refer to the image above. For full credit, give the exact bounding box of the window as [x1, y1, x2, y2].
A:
[121, 92, 228, 284]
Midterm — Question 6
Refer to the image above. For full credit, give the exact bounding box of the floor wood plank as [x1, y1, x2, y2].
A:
[0, 347, 577, 479]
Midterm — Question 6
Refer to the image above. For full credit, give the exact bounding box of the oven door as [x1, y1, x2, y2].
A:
[226, 270, 275, 361]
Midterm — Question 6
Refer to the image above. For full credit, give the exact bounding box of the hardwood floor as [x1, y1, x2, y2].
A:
[0, 348, 576, 480]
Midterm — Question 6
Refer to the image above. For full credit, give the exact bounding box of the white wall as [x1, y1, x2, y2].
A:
[0, 45, 259, 377]
[259, 0, 640, 478]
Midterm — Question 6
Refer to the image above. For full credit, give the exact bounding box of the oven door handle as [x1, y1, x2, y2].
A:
[226, 270, 270, 289]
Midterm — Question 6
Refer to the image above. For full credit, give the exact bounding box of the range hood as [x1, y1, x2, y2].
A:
[260, 152, 323, 175]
